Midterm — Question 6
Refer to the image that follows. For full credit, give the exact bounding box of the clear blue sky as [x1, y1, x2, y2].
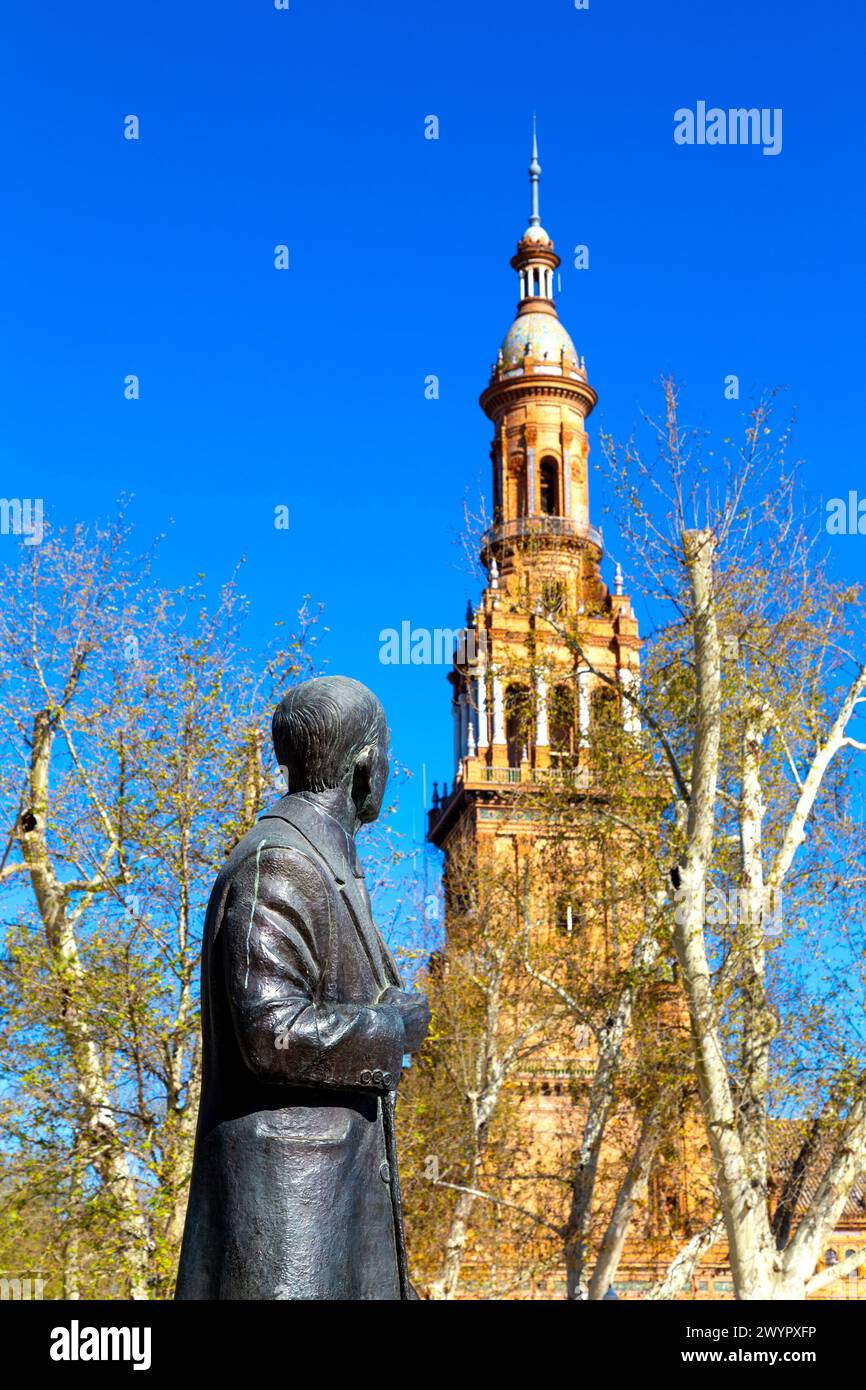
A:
[2, 0, 865, 865]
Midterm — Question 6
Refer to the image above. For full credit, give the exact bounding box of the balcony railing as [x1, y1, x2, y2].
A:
[428, 762, 597, 823]
[428, 748, 665, 828]
[471, 764, 594, 789]
[481, 515, 603, 553]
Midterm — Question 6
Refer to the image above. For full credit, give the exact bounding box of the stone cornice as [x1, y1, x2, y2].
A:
[481, 372, 597, 422]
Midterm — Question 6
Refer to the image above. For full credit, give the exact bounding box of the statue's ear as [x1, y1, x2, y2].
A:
[351, 745, 374, 814]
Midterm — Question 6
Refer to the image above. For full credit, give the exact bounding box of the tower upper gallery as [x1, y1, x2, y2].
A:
[427, 129, 642, 850]
[480, 128, 599, 564]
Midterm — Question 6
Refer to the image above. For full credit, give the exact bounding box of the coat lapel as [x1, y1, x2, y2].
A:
[260, 796, 400, 991]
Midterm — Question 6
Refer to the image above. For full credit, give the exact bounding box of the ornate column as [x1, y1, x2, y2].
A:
[491, 671, 506, 746]
[458, 691, 468, 761]
[476, 669, 489, 750]
[577, 664, 590, 746]
[535, 671, 549, 746]
[563, 448, 571, 515]
[620, 663, 641, 734]
[499, 422, 508, 518]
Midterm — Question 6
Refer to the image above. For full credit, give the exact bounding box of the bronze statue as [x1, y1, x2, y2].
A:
[175, 676, 431, 1299]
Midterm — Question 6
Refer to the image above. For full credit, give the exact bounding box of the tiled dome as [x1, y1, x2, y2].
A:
[500, 312, 579, 371]
[521, 223, 552, 246]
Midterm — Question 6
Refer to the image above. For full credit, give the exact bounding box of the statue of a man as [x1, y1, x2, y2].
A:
[175, 676, 431, 1300]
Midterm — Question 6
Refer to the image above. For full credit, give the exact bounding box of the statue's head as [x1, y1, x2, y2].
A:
[272, 676, 390, 825]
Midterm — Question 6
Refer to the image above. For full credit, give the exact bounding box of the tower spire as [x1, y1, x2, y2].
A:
[529, 116, 541, 227]
[508, 118, 557, 310]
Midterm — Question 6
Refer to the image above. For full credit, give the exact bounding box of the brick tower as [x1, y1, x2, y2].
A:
[423, 134, 866, 1301]
[427, 129, 641, 860]
[424, 134, 652, 1296]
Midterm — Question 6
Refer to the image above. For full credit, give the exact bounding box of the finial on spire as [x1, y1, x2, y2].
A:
[614, 562, 624, 596]
[529, 115, 541, 228]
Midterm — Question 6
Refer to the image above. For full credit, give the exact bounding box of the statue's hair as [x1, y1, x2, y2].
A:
[272, 676, 387, 793]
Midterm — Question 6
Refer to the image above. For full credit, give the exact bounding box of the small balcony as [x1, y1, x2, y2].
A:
[481, 515, 603, 557]
[427, 759, 599, 840]
[427, 744, 666, 844]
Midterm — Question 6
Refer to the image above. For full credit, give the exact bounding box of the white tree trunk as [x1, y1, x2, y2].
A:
[21, 711, 152, 1299]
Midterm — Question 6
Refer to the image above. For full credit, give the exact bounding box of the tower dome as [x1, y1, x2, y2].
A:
[500, 311, 579, 372]
[487, 126, 588, 386]
[521, 223, 552, 246]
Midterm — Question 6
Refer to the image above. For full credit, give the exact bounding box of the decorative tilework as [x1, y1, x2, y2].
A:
[500, 312, 578, 370]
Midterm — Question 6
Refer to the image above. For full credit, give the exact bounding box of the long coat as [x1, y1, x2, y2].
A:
[175, 793, 409, 1300]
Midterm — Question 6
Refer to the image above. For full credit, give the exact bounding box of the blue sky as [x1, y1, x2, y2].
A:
[2, 0, 865, 873]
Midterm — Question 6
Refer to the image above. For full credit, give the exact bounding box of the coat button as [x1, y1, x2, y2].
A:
[360, 1069, 372, 1085]
[372, 1068, 383, 1086]
[382, 1071, 392, 1087]
[379, 1161, 391, 1183]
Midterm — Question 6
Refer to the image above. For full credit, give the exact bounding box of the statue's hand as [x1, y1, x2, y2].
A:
[379, 986, 432, 1055]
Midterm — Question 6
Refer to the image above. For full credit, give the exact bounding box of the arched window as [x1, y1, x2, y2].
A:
[505, 683, 531, 769]
[549, 682, 575, 761]
[591, 685, 622, 758]
[539, 457, 558, 516]
[516, 470, 527, 518]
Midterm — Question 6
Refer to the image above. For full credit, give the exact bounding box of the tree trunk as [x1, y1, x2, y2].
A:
[588, 1098, 665, 1299]
[21, 711, 152, 1299]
